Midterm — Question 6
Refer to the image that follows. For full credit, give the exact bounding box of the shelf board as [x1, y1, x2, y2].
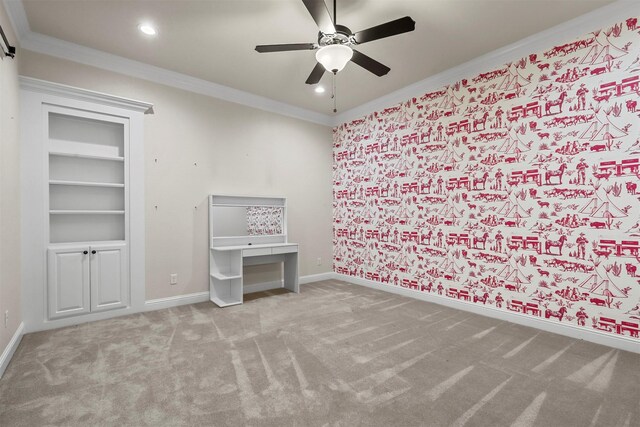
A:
[210, 295, 242, 308]
[49, 180, 125, 188]
[211, 272, 242, 280]
[50, 210, 125, 215]
[49, 151, 124, 162]
[211, 203, 284, 208]
[48, 240, 126, 247]
[211, 234, 285, 240]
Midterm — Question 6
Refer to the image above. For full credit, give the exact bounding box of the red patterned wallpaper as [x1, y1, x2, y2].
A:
[333, 18, 640, 341]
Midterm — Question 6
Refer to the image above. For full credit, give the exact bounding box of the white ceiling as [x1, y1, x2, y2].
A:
[19, 0, 616, 115]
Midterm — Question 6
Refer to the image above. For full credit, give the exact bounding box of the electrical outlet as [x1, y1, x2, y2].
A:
[4, 310, 8, 328]
[316, 257, 322, 266]
[170, 274, 178, 285]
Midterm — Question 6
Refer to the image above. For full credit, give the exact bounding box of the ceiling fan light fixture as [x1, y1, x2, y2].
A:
[316, 44, 353, 74]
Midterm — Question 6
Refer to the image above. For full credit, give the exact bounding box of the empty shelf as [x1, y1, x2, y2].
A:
[50, 210, 125, 215]
[49, 180, 125, 188]
[211, 272, 242, 280]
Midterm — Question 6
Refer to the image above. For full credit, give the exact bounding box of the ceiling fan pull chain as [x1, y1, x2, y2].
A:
[332, 73, 337, 113]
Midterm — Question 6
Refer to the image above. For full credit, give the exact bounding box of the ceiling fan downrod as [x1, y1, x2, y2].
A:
[333, 0, 337, 26]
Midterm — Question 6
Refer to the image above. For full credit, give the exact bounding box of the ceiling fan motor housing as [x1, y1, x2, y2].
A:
[318, 24, 355, 47]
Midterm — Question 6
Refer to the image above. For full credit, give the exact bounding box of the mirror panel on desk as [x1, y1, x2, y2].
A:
[212, 206, 284, 237]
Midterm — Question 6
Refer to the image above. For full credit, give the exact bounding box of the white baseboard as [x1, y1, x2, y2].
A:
[15, 271, 345, 343]
[300, 272, 335, 284]
[28, 273, 334, 334]
[335, 274, 640, 354]
[144, 291, 210, 311]
[0, 322, 24, 379]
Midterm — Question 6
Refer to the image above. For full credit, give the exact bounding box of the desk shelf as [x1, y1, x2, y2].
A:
[210, 277, 243, 307]
[209, 248, 243, 306]
[210, 294, 243, 308]
[211, 272, 242, 280]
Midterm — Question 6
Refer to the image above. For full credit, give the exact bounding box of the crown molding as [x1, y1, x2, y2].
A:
[20, 76, 154, 114]
[3, 0, 28, 40]
[2, 0, 333, 127]
[4, 0, 637, 128]
[18, 31, 333, 126]
[333, 0, 640, 125]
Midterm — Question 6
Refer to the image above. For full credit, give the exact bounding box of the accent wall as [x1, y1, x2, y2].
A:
[333, 16, 640, 342]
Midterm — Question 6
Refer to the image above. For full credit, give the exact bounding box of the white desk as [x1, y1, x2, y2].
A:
[210, 243, 299, 307]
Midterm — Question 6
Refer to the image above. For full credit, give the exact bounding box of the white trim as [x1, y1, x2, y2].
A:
[23, 291, 208, 332]
[144, 292, 210, 311]
[15, 31, 331, 126]
[127, 109, 146, 313]
[5, 0, 635, 127]
[334, 0, 640, 124]
[336, 274, 640, 354]
[22, 272, 333, 334]
[2, 0, 29, 40]
[19, 76, 154, 114]
[0, 322, 24, 379]
[26, 307, 134, 333]
[299, 271, 335, 284]
[138, 272, 332, 309]
[25, 291, 208, 333]
[3, 0, 332, 124]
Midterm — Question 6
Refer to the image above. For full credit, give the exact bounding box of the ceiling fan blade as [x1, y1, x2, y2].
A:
[255, 43, 317, 53]
[305, 62, 326, 85]
[354, 16, 415, 44]
[301, 0, 336, 34]
[350, 49, 390, 77]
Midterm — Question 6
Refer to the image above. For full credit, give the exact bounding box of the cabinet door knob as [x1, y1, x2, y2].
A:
[83, 251, 88, 255]
[91, 250, 97, 254]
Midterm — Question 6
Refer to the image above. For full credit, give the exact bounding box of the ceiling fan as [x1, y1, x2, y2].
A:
[255, 0, 416, 85]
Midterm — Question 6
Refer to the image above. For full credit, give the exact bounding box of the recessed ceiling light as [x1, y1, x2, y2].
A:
[138, 24, 157, 36]
[314, 86, 325, 94]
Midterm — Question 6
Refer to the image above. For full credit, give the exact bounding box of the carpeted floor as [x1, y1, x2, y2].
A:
[0, 280, 638, 426]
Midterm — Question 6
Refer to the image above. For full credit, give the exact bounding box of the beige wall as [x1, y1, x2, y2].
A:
[0, 2, 21, 358]
[19, 50, 334, 300]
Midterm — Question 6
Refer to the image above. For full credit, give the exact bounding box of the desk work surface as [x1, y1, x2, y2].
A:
[212, 243, 298, 251]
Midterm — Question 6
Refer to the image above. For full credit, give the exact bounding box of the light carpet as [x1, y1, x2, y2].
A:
[0, 280, 638, 426]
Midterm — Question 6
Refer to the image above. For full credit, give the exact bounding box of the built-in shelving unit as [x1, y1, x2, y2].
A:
[47, 111, 127, 245]
[40, 108, 131, 317]
[21, 76, 152, 330]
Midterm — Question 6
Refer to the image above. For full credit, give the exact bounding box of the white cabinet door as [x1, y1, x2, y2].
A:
[47, 246, 91, 319]
[90, 243, 129, 312]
